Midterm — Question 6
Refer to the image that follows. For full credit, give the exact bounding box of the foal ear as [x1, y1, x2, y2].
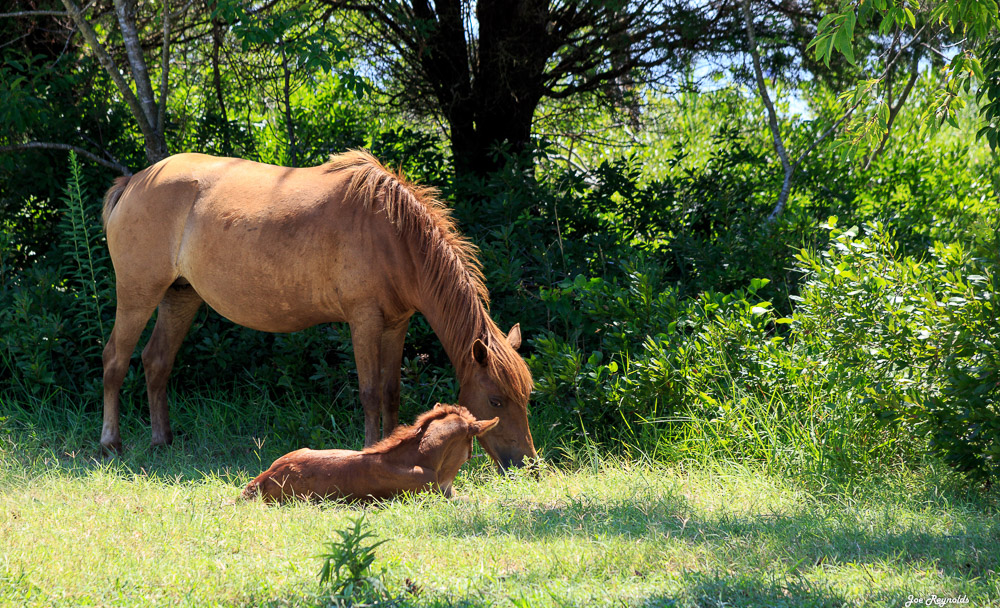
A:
[472, 339, 489, 366]
[472, 417, 500, 436]
[507, 323, 522, 351]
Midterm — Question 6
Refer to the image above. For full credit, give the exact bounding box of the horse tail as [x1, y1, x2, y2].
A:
[102, 175, 131, 228]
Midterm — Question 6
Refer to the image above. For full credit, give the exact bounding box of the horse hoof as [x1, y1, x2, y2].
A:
[151, 432, 174, 448]
[101, 440, 123, 456]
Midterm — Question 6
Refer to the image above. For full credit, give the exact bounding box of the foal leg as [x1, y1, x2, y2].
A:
[141, 286, 203, 447]
[102, 303, 159, 453]
[379, 316, 410, 438]
[349, 310, 384, 447]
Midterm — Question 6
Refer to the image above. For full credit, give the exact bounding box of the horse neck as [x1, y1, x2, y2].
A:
[416, 279, 496, 380]
[376, 441, 432, 469]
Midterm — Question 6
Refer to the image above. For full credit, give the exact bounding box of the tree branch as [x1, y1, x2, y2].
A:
[59, 0, 156, 143]
[741, 0, 791, 173]
[741, 0, 797, 222]
[0, 142, 131, 174]
[114, 0, 158, 128]
[863, 56, 920, 170]
[0, 10, 69, 18]
[741, 0, 864, 223]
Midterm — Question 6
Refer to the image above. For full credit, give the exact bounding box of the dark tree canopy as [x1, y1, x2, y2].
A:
[325, 0, 739, 176]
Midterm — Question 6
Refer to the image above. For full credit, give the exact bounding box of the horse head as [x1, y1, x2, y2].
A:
[458, 324, 537, 472]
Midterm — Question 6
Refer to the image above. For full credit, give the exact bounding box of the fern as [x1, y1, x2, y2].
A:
[59, 151, 113, 367]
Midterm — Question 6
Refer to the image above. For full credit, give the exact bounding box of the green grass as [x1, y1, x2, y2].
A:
[1, 391, 998, 607]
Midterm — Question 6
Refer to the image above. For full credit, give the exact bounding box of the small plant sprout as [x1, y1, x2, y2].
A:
[317, 515, 390, 604]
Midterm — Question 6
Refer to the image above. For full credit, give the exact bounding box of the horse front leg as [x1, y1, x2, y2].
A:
[379, 315, 411, 438]
[349, 311, 384, 447]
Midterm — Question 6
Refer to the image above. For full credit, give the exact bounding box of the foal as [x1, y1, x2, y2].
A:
[242, 404, 498, 503]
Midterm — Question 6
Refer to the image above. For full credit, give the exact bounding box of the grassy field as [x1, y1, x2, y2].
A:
[1, 393, 998, 608]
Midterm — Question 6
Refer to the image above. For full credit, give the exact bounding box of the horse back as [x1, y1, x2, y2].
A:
[105, 153, 417, 329]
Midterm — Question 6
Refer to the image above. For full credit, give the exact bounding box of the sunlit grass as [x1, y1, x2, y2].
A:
[1, 395, 997, 608]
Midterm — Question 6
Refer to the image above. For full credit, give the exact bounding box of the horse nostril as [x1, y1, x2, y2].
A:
[495, 453, 531, 473]
[494, 454, 514, 473]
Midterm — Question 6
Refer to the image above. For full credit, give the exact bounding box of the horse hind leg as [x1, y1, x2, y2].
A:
[102, 302, 159, 453]
[141, 284, 204, 447]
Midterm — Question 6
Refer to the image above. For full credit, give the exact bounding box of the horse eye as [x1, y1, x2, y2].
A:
[489, 397, 502, 408]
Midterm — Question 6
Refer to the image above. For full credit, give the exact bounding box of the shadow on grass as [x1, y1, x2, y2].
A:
[422, 478, 999, 585]
[0, 569, 899, 608]
[2, 394, 996, 608]
[240, 576, 858, 608]
[649, 571, 859, 608]
[0, 387, 370, 481]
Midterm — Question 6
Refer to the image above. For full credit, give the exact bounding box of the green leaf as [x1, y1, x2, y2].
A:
[844, 10, 856, 41]
[818, 34, 836, 65]
[842, 40, 856, 65]
[970, 57, 985, 81]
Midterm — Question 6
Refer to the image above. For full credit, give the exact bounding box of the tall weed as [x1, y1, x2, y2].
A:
[795, 218, 1000, 485]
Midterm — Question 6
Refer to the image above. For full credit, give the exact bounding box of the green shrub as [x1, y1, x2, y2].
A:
[4, 106, 998, 486]
[1, 152, 114, 398]
[793, 218, 1000, 485]
[317, 515, 391, 606]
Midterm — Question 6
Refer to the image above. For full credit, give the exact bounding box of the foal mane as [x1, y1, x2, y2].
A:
[326, 150, 532, 403]
[363, 404, 476, 454]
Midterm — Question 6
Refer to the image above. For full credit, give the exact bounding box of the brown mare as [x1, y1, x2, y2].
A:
[101, 151, 535, 469]
[241, 403, 498, 503]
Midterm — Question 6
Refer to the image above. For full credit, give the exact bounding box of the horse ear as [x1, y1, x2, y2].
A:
[507, 323, 522, 350]
[472, 339, 489, 366]
[472, 417, 500, 436]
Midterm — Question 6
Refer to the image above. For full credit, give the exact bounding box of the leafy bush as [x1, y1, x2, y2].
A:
[3, 98, 998, 487]
[794, 218, 1000, 485]
[1, 152, 114, 398]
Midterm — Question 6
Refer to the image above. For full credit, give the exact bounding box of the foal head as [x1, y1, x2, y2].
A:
[365, 403, 498, 470]
[418, 404, 498, 470]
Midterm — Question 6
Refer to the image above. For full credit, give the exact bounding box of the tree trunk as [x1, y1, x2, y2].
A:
[448, 93, 539, 177]
[443, 0, 549, 177]
[61, 0, 169, 166]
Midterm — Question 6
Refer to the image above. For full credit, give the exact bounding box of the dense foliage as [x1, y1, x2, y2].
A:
[4, 92, 999, 485]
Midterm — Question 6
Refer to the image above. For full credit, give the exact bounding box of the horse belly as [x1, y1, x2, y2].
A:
[177, 224, 351, 332]
[199, 285, 344, 333]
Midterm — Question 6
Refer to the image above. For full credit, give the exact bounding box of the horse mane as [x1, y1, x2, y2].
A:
[363, 404, 476, 454]
[325, 150, 532, 403]
[326, 150, 488, 306]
